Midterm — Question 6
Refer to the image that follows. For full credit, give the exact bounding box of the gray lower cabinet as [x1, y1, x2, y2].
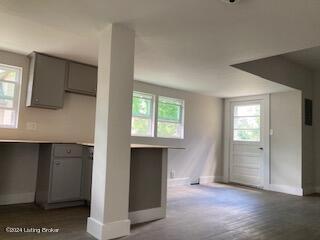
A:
[50, 158, 82, 202]
[36, 144, 85, 209]
[66, 61, 97, 96]
[27, 52, 66, 109]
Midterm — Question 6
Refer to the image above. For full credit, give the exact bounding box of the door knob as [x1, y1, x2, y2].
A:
[259, 147, 263, 150]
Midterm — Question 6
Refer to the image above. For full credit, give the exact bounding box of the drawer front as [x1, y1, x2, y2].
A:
[53, 144, 83, 157]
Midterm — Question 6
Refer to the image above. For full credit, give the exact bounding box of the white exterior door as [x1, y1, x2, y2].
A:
[229, 100, 265, 187]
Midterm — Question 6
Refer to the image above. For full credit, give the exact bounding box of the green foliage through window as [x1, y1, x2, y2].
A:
[132, 92, 152, 117]
[131, 93, 185, 139]
[233, 104, 261, 142]
[131, 92, 154, 137]
[234, 129, 260, 142]
[158, 104, 181, 123]
[157, 97, 184, 138]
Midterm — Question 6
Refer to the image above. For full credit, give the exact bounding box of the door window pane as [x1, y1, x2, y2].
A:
[234, 116, 260, 129]
[234, 129, 260, 142]
[234, 104, 260, 116]
[233, 104, 261, 142]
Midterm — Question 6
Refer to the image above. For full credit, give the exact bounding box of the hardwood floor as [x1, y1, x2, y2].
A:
[1, 183, 320, 240]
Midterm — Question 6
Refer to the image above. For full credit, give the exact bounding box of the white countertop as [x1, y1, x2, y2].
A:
[0, 139, 184, 149]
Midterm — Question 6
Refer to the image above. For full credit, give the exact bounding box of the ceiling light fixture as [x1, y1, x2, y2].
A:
[222, 0, 240, 5]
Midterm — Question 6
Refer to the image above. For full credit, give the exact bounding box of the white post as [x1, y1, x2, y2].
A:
[87, 23, 135, 240]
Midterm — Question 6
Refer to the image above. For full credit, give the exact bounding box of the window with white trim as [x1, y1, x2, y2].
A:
[131, 91, 155, 137]
[0, 64, 21, 128]
[157, 96, 184, 139]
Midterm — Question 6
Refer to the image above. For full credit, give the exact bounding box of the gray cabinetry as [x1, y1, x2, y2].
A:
[27, 53, 66, 109]
[36, 144, 84, 209]
[51, 158, 82, 202]
[66, 62, 97, 96]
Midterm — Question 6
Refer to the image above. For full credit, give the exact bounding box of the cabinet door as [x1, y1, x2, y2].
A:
[31, 54, 66, 109]
[67, 62, 97, 96]
[50, 158, 82, 203]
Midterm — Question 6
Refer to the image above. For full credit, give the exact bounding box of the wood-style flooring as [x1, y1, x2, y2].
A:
[1, 183, 320, 240]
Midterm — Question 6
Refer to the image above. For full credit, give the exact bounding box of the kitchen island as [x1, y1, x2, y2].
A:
[0, 140, 183, 225]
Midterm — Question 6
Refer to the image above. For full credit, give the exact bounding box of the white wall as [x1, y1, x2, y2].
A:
[234, 56, 314, 191]
[270, 90, 302, 188]
[133, 81, 224, 183]
[0, 49, 96, 143]
[0, 50, 224, 203]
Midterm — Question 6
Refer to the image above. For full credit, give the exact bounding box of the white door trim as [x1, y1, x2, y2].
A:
[223, 94, 270, 189]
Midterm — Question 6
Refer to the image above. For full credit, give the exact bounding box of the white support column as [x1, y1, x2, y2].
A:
[87, 23, 135, 240]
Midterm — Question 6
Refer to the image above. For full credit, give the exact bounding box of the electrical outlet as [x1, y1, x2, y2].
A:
[170, 170, 175, 179]
[26, 122, 37, 131]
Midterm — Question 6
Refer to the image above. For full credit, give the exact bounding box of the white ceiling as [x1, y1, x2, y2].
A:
[0, 0, 320, 97]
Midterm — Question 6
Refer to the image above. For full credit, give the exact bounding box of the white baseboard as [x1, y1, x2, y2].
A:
[129, 207, 166, 225]
[87, 217, 130, 240]
[266, 184, 303, 196]
[168, 177, 190, 187]
[0, 192, 35, 205]
[199, 176, 223, 184]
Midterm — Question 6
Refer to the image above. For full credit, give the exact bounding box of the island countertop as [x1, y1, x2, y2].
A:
[0, 139, 184, 149]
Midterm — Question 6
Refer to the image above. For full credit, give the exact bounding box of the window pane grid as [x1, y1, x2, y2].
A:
[0, 80, 17, 110]
[131, 92, 185, 139]
[131, 91, 155, 137]
[157, 96, 184, 139]
[0, 64, 21, 128]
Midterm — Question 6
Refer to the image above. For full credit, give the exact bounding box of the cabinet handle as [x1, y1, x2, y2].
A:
[35, 98, 39, 102]
[55, 161, 61, 166]
[66, 149, 71, 154]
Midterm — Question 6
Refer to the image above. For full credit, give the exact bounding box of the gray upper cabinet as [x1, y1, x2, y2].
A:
[66, 62, 97, 96]
[27, 53, 66, 109]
